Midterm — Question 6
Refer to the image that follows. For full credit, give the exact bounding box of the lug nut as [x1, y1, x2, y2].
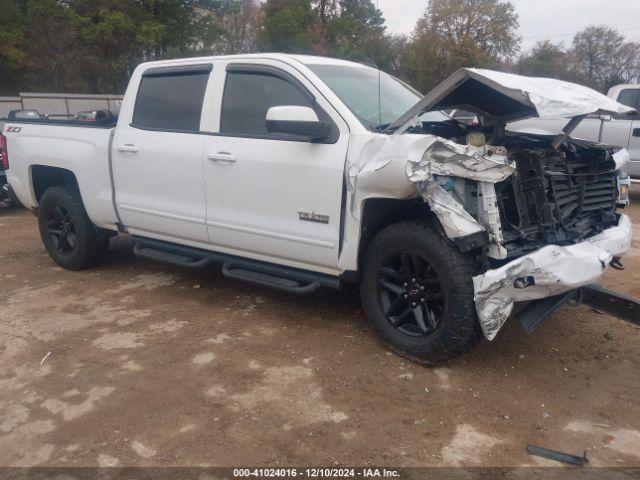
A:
[420, 285, 425, 290]
[420, 298, 425, 303]
[403, 294, 408, 299]
[412, 302, 417, 307]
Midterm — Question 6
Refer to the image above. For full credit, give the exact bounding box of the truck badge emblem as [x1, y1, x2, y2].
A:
[298, 211, 330, 224]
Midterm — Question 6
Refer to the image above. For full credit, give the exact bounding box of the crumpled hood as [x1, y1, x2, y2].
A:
[389, 68, 636, 131]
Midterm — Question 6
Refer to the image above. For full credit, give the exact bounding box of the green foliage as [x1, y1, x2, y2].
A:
[516, 41, 570, 79]
[0, 0, 28, 93]
[325, 0, 385, 59]
[260, 0, 319, 52]
[403, 0, 520, 93]
[1, 0, 638, 96]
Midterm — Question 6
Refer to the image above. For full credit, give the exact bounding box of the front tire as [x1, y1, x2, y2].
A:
[38, 185, 107, 270]
[360, 221, 480, 365]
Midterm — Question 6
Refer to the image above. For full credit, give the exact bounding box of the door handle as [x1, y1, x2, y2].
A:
[633, 128, 640, 137]
[208, 152, 237, 163]
[116, 144, 139, 154]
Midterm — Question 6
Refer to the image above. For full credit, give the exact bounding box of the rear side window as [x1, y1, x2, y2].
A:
[132, 67, 211, 132]
[220, 71, 313, 137]
[617, 89, 639, 109]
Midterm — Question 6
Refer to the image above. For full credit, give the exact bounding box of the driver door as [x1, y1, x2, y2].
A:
[202, 62, 350, 271]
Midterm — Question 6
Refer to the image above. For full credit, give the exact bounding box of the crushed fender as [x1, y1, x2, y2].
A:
[420, 183, 485, 239]
[407, 137, 516, 184]
[405, 137, 515, 244]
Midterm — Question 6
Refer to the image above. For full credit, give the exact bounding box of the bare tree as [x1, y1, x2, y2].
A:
[572, 25, 640, 92]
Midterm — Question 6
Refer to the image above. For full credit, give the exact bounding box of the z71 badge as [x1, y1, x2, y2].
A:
[298, 211, 330, 224]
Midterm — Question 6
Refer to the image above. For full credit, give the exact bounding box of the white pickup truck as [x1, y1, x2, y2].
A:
[3, 54, 638, 364]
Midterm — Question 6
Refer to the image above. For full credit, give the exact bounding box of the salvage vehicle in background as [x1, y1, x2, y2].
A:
[7, 109, 45, 121]
[2, 55, 638, 364]
[0, 131, 21, 207]
[511, 82, 640, 180]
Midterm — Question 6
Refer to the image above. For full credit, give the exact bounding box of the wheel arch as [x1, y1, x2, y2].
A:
[356, 197, 438, 274]
[354, 196, 488, 279]
[30, 165, 80, 204]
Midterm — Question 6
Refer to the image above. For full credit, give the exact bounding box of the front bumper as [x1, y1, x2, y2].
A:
[473, 214, 633, 340]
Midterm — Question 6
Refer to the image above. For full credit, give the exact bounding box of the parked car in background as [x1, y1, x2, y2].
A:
[2, 56, 637, 363]
[74, 110, 98, 122]
[8, 109, 45, 121]
[511, 83, 640, 179]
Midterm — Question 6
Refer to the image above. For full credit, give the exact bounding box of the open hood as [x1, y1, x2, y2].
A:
[388, 68, 637, 132]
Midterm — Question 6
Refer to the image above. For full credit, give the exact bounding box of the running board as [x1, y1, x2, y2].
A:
[132, 237, 340, 295]
[134, 245, 214, 268]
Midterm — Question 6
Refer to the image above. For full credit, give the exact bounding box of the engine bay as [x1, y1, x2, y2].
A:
[409, 117, 620, 260]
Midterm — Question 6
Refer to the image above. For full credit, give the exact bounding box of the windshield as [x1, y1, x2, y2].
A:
[420, 110, 451, 122]
[308, 64, 421, 130]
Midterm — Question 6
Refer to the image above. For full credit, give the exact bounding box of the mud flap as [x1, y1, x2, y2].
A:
[518, 284, 640, 334]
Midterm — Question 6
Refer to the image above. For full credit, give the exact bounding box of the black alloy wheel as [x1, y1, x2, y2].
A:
[38, 185, 108, 270]
[45, 204, 78, 255]
[360, 221, 481, 364]
[377, 251, 445, 337]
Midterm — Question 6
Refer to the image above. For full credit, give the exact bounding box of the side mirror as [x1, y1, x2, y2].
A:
[266, 106, 331, 141]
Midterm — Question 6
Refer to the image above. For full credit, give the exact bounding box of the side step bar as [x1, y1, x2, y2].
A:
[518, 284, 640, 334]
[132, 237, 340, 295]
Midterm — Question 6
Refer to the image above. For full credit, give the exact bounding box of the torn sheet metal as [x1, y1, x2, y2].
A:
[473, 214, 633, 340]
[613, 148, 630, 171]
[420, 183, 485, 239]
[404, 137, 515, 244]
[406, 138, 516, 184]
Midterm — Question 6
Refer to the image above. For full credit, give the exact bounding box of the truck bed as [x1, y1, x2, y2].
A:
[3, 120, 119, 229]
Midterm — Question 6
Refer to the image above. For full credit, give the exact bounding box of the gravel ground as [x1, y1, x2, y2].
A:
[0, 187, 639, 468]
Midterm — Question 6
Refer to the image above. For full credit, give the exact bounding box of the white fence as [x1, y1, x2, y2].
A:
[0, 92, 124, 120]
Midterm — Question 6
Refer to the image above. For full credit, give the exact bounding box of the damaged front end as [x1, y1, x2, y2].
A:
[393, 68, 636, 340]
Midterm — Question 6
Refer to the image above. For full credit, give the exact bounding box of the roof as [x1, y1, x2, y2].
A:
[607, 84, 640, 97]
[135, 53, 373, 71]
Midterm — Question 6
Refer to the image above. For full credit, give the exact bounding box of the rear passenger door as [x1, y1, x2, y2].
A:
[202, 62, 350, 272]
[112, 64, 212, 243]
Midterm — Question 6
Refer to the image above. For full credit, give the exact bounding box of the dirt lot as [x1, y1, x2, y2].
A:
[1, 187, 639, 469]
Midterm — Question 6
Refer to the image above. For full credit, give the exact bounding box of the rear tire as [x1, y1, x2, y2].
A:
[360, 221, 481, 365]
[38, 185, 107, 270]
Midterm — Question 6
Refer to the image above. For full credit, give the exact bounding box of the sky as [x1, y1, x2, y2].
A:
[375, 0, 640, 51]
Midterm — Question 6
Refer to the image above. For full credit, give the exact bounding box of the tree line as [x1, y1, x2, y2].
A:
[1, 0, 639, 96]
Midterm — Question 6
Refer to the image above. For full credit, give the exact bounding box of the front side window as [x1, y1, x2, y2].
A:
[308, 64, 421, 130]
[617, 89, 639, 110]
[220, 71, 314, 137]
[132, 69, 210, 132]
